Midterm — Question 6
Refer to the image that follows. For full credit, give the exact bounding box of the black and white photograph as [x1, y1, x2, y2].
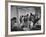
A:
[11, 6, 41, 31]
[8, 2, 44, 35]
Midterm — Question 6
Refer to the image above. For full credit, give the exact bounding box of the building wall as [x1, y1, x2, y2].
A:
[11, 6, 17, 18]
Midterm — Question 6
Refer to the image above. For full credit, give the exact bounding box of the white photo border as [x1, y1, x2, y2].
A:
[8, 2, 44, 35]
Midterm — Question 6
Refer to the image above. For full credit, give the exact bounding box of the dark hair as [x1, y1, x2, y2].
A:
[27, 14, 29, 16]
[22, 16, 23, 17]
[11, 17, 16, 21]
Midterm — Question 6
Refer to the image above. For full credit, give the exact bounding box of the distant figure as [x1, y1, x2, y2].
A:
[20, 16, 22, 23]
[20, 15, 24, 27]
[11, 17, 17, 31]
[29, 13, 32, 21]
[29, 13, 35, 29]
[33, 15, 40, 26]
[21, 14, 29, 28]
[23, 14, 29, 23]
